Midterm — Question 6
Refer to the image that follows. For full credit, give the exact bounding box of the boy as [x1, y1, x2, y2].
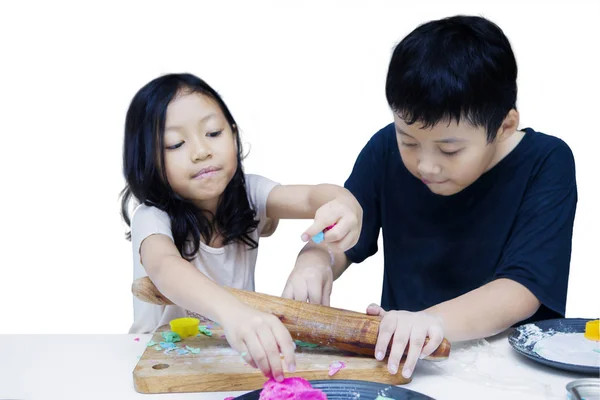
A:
[284, 15, 577, 379]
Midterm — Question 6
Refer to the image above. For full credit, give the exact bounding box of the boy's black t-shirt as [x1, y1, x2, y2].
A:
[344, 123, 577, 321]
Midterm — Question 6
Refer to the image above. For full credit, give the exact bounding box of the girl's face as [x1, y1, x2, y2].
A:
[162, 91, 238, 212]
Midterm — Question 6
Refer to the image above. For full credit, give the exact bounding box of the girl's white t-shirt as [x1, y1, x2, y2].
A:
[128, 174, 278, 334]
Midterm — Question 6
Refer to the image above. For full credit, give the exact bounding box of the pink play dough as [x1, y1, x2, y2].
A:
[259, 377, 327, 400]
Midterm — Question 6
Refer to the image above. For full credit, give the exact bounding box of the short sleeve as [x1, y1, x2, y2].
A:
[130, 205, 174, 265]
[245, 174, 280, 235]
[344, 132, 385, 264]
[494, 140, 577, 318]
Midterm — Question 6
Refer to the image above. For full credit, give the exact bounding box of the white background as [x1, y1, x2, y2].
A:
[0, 0, 598, 334]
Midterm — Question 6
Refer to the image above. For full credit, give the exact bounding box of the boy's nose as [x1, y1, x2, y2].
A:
[417, 159, 441, 176]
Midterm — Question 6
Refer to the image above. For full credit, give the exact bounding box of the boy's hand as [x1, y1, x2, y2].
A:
[221, 304, 296, 381]
[367, 304, 444, 379]
[301, 195, 362, 252]
[282, 257, 333, 306]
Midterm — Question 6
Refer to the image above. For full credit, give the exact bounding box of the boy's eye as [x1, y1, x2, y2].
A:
[207, 131, 222, 138]
[401, 142, 418, 147]
[166, 142, 184, 150]
[441, 149, 462, 156]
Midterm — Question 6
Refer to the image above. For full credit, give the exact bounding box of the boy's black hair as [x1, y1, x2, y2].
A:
[385, 15, 518, 142]
[120, 73, 259, 260]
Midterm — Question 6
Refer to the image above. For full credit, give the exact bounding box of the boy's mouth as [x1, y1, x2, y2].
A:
[422, 178, 448, 185]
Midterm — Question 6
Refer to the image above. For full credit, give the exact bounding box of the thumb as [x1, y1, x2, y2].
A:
[301, 220, 331, 243]
[366, 303, 386, 316]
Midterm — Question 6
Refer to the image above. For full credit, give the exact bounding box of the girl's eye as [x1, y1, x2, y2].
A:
[441, 149, 462, 156]
[207, 131, 222, 138]
[166, 142, 184, 150]
[401, 142, 418, 147]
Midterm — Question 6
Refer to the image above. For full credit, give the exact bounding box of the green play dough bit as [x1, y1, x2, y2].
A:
[186, 345, 201, 354]
[154, 345, 162, 351]
[198, 326, 213, 337]
[294, 340, 319, 348]
[161, 331, 181, 343]
[593, 348, 600, 353]
[146, 340, 157, 347]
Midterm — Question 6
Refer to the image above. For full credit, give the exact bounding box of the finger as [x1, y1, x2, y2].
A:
[270, 319, 297, 374]
[301, 223, 328, 242]
[292, 279, 309, 303]
[237, 342, 257, 368]
[302, 209, 341, 241]
[388, 323, 411, 375]
[336, 224, 360, 251]
[257, 323, 285, 382]
[366, 303, 386, 316]
[327, 229, 355, 252]
[281, 282, 294, 299]
[306, 275, 323, 304]
[374, 315, 395, 361]
[243, 333, 271, 378]
[420, 325, 444, 358]
[322, 279, 332, 307]
[321, 221, 346, 244]
[401, 326, 427, 379]
[322, 214, 358, 250]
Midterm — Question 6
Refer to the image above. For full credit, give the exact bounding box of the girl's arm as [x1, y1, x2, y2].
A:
[140, 233, 244, 324]
[266, 184, 362, 250]
[139, 233, 296, 380]
[266, 184, 357, 218]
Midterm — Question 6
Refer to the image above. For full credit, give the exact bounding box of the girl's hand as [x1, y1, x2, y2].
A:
[301, 195, 362, 252]
[366, 304, 445, 379]
[221, 304, 296, 382]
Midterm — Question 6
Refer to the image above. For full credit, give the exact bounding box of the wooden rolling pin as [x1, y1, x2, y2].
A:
[132, 276, 451, 360]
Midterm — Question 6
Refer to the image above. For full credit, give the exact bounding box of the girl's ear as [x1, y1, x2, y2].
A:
[232, 124, 239, 151]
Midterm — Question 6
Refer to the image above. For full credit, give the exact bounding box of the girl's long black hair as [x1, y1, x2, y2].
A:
[120, 73, 259, 260]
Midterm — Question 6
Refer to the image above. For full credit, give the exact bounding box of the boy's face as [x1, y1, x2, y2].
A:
[394, 115, 503, 196]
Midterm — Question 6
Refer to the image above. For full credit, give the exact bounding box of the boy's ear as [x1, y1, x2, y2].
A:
[496, 109, 519, 142]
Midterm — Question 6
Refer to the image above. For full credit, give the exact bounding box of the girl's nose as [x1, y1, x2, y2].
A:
[191, 139, 210, 162]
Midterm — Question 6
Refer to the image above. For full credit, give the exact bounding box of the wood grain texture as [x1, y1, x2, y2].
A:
[134, 323, 413, 393]
[132, 276, 451, 359]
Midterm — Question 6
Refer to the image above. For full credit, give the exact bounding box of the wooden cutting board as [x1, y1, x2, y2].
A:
[133, 322, 411, 393]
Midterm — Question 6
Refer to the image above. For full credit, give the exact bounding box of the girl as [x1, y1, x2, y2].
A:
[120, 73, 362, 382]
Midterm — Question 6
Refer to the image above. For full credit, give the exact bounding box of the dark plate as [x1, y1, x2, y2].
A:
[508, 318, 599, 374]
[234, 379, 435, 399]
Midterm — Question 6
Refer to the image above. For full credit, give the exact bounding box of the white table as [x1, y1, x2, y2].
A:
[0, 331, 587, 400]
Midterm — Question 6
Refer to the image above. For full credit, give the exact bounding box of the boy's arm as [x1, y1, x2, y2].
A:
[299, 241, 353, 281]
[282, 132, 386, 304]
[281, 242, 352, 306]
[424, 278, 540, 342]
